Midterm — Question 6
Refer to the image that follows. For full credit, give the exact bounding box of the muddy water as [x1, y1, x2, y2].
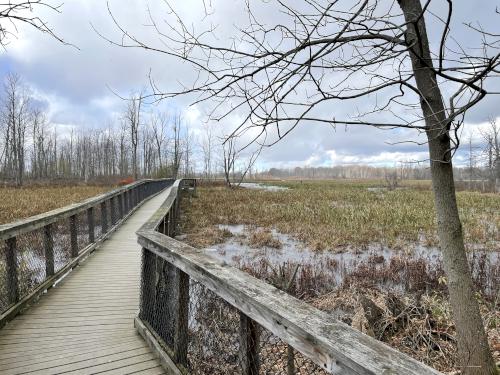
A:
[199, 224, 499, 294]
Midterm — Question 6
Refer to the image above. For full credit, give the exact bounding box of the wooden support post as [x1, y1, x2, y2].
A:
[167, 212, 173, 237]
[287, 345, 295, 375]
[6, 237, 19, 304]
[70, 215, 78, 258]
[139, 248, 156, 323]
[87, 207, 95, 243]
[110, 197, 117, 225]
[174, 269, 189, 367]
[239, 313, 260, 375]
[44, 224, 54, 277]
[101, 201, 108, 234]
[125, 191, 130, 213]
[162, 217, 167, 235]
[155, 260, 176, 347]
[118, 194, 124, 219]
[174, 192, 181, 234]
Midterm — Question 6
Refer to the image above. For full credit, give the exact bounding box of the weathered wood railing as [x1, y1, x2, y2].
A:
[136, 179, 441, 375]
[0, 178, 173, 327]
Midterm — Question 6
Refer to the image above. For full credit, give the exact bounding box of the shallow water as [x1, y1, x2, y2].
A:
[201, 224, 499, 293]
[240, 182, 289, 192]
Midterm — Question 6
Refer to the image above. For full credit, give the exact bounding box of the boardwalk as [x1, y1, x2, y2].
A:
[0, 188, 171, 375]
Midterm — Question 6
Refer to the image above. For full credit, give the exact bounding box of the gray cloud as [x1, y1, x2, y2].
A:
[0, 0, 498, 169]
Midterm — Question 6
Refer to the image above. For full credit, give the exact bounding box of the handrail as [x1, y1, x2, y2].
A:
[0, 179, 171, 241]
[136, 179, 441, 375]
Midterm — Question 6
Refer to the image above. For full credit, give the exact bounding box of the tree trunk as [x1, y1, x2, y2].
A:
[398, 1, 497, 374]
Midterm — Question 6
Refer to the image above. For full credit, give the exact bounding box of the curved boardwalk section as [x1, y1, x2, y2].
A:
[0, 189, 171, 375]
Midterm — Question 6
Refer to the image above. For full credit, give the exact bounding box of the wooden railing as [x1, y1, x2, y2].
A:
[0, 178, 173, 327]
[136, 179, 441, 375]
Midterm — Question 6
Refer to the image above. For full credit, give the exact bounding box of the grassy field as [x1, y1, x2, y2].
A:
[0, 185, 113, 225]
[181, 179, 500, 251]
[179, 180, 499, 372]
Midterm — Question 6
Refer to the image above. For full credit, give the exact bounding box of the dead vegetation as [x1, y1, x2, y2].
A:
[178, 181, 500, 373]
[0, 185, 113, 224]
[310, 288, 499, 373]
[248, 229, 283, 249]
[234, 254, 499, 373]
[180, 181, 500, 252]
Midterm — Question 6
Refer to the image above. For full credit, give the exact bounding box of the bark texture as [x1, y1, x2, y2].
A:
[398, 1, 497, 374]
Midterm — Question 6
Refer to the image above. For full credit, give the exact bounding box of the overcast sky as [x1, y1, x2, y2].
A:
[1, 0, 499, 170]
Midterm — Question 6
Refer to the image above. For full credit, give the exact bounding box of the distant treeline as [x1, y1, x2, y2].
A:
[255, 164, 497, 182]
[0, 73, 195, 185]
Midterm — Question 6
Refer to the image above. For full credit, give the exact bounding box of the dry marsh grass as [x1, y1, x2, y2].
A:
[179, 180, 500, 372]
[248, 228, 283, 249]
[0, 185, 113, 225]
[181, 180, 500, 251]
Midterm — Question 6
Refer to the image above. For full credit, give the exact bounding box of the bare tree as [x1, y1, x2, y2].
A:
[222, 135, 261, 188]
[1, 73, 31, 186]
[151, 112, 168, 173]
[105, 1, 500, 372]
[0, 0, 67, 48]
[481, 119, 500, 186]
[183, 124, 194, 177]
[200, 123, 215, 179]
[467, 134, 478, 185]
[170, 114, 183, 179]
[384, 169, 400, 191]
[123, 93, 144, 180]
[118, 121, 129, 177]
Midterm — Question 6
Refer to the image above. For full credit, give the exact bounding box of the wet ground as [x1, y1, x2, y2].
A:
[240, 182, 289, 191]
[193, 223, 499, 295]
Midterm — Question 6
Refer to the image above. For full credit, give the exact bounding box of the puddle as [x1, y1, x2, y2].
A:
[240, 183, 289, 192]
[367, 187, 409, 192]
[202, 224, 499, 295]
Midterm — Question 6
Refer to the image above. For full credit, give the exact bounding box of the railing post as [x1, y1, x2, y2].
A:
[44, 224, 54, 277]
[155, 260, 176, 347]
[87, 207, 95, 243]
[125, 190, 130, 213]
[239, 313, 260, 375]
[101, 201, 108, 234]
[139, 248, 156, 323]
[6, 237, 19, 304]
[287, 345, 295, 375]
[162, 217, 167, 235]
[167, 212, 172, 237]
[118, 194, 124, 219]
[174, 189, 181, 234]
[70, 214, 78, 258]
[173, 269, 189, 367]
[110, 197, 117, 225]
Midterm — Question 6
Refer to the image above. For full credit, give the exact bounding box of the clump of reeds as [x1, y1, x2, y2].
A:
[248, 229, 282, 249]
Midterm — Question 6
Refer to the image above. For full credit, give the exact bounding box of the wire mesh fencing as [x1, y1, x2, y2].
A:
[139, 254, 329, 375]
[137, 179, 331, 374]
[0, 179, 172, 318]
[76, 211, 90, 253]
[52, 218, 71, 273]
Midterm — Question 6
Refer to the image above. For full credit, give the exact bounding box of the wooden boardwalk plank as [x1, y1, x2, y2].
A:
[0, 189, 170, 375]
